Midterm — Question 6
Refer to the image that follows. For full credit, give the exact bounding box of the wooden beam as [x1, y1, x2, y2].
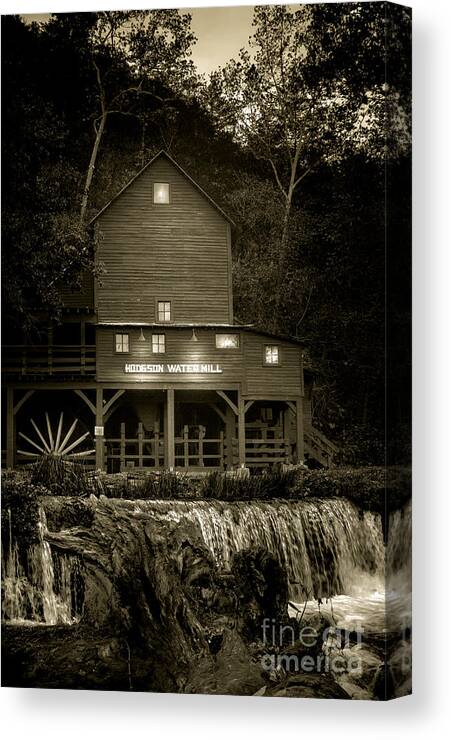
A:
[216, 390, 238, 416]
[225, 406, 236, 469]
[95, 387, 104, 471]
[13, 390, 34, 416]
[286, 401, 296, 415]
[74, 389, 96, 415]
[103, 389, 125, 416]
[238, 394, 246, 468]
[296, 397, 304, 465]
[244, 400, 255, 414]
[209, 403, 227, 424]
[166, 389, 175, 470]
[6, 388, 15, 468]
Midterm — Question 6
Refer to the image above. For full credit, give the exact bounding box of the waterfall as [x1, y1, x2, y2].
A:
[128, 497, 385, 600]
[1, 508, 82, 625]
[3, 496, 410, 623]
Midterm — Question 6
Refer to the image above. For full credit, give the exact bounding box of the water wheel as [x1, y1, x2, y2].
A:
[17, 412, 95, 459]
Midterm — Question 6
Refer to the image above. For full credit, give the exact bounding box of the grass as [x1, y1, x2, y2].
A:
[2, 461, 411, 510]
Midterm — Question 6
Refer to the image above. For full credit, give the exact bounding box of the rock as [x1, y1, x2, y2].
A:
[264, 674, 350, 700]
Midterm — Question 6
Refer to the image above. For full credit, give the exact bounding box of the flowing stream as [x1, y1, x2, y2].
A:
[1, 508, 83, 625]
[2, 497, 411, 636]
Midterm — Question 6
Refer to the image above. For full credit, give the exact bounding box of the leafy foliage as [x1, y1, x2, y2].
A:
[30, 454, 98, 497]
[1, 472, 45, 546]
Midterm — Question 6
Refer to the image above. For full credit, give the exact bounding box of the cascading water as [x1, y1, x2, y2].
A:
[127, 497, 385, 601]
[2, 496, 410, 636]
[1, 507, 83, 625]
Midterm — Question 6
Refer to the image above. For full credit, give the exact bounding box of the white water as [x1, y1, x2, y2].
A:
[2, 497, 411, 638]
[1, 508, 81, 625]
[130, 497, 385, 601]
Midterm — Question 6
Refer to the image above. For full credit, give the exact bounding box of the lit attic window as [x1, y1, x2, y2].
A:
[216, 334, 240, 349]
[153, 182, 170, 204]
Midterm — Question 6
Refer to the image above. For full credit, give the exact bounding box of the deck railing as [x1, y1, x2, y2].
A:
[105, 422, 164, 471]
[174, 425, 224, 469]
[2, 344, 96, 377]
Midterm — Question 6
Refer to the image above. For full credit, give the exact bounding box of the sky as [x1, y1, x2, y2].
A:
[20, 5, 256, 76]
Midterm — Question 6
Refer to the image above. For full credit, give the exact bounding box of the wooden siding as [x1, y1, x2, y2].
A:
[96, 327, 303, 397]
[242, 332, 303, 397]
[95, 156, 232, 323]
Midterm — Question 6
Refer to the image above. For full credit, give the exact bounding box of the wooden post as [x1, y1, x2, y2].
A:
[238, 394, 246, 468]
[183, 424, 189, 468]
[225, 406, 235, 469]
[95, 387, 104, 471]
[165, 389, 175, 470]
[6, 387, 14, 469]
[219, 430, 224, 469]
[198, 425, 205, 467]
[296, 397, 304, 465]
[120, 423, 126, 471]
[283, 408, 292, 463]
[138, 422, 143, 468]
[80, 320, 86, 376]
[154, 421, 160, 468]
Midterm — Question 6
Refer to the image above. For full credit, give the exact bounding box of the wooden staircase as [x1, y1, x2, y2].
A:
[304, 426, 339, 468]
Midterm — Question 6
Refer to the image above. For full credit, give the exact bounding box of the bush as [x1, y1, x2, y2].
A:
[1, 472, 47, 546]
[30, 454, 100, 497]
[200, 468, 298, 501]
[292, 466, 411, 513]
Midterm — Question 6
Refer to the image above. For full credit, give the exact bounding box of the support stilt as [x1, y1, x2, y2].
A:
[96, 387, 104, 471]
[166, 389, 175, 470]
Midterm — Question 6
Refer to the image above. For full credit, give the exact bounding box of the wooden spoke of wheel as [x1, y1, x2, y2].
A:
[57, 419, 79, 455]
[31, 418, 51, 453]
[59, 430, 90, 456]
[54, 412, 64, 452]
[18, 431, 46, 454]
[19, 414, 93, 459]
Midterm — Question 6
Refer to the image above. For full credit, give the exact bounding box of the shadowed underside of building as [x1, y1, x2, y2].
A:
[2, 151, 336, 472]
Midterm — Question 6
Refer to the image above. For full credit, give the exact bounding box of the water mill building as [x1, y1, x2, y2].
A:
[2, 151, 336, 472]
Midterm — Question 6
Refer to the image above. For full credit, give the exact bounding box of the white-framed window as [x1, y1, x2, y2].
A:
[152, 334, 166, 353]
[157, 300, 171, 322]
[115, 333, 129, 353]
[215, 333, 240, 349]
[153, 182, 170, 204]
[264, 345, 280, 365]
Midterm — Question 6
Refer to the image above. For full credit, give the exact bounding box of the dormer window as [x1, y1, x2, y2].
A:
[157, 300, 171, 322]
[153, 182, 170, 204]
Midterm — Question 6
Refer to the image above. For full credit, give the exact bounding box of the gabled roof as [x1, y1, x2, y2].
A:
[90, 150, 235, 226]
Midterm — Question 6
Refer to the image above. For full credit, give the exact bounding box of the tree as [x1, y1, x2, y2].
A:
[1, 16, 93, 332]
[205, 3, 410, 329]
[56, 9, 198, 222]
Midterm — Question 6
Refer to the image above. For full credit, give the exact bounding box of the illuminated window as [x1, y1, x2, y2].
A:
[215, 333, 240, 349]
[157, 301, 171, 322]
[264, 345, 279, 365]
[115, 333, 129, 353]
[153, 182, 170, 204]
[152, 334, 165, 353]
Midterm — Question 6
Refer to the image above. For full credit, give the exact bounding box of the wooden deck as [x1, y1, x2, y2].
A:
[2, 345, 96, 378]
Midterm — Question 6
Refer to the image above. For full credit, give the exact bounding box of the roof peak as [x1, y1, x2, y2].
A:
[90, 149, 234, 226]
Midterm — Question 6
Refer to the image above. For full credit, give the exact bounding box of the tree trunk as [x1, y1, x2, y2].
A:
[80, 112, 107, 224]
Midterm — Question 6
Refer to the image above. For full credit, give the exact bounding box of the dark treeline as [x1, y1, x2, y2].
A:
[1, 4, 411, 464]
